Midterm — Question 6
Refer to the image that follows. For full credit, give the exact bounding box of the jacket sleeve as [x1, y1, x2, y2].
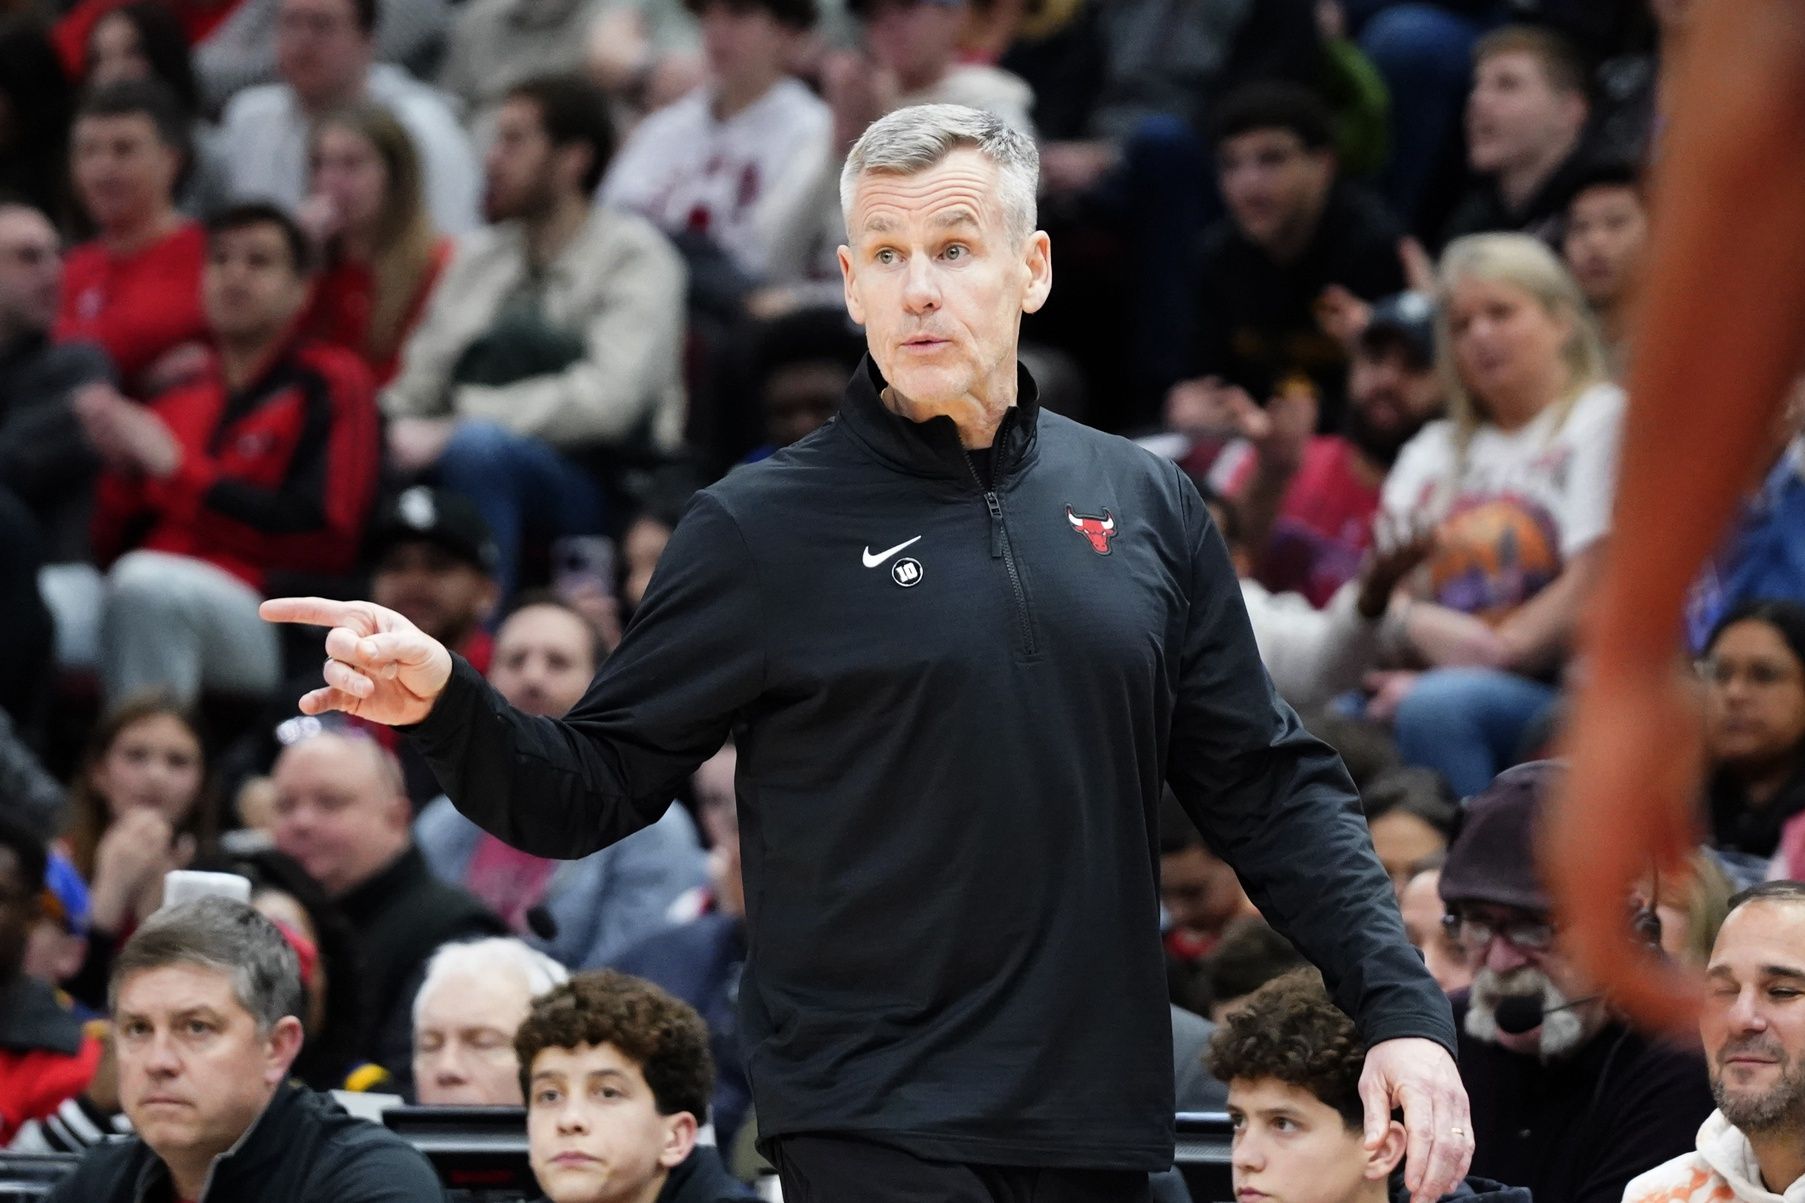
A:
[406, 492, 766, 858]
[1164, 467, 1455, 1054]
[450, 222, 687, 448]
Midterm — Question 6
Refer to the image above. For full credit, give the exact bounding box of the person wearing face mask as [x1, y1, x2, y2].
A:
[414, 594, 707, 972]
[1438, 760, 1714, 1203]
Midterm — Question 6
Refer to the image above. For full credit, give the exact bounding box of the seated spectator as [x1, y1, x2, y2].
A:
[1206, 917, 1309, 1023]
[78, 203, 381, 706]
[1687, 384, 1805, 652]
[1378, 233, 1623, 796]
[271, 726, 506, 1077]
[384, 75, 688, 602]
[417, 594, 706, 969]
[61, 694, 214, 1012]
[1206, 291, 1445, 607]
[831, 0, 1035, 145]
[1639, 850, 1737, 970]
[0, 18, 76, 225]
[44, 896, 443, 1201]
[1202, 488, 1434, 712]
[205, 847, 374, 1092]
[439, 0, 610, 128]
[1699, 601, 1805, 860]
[0, 814, 101, 1146]
[218, 0, 479, 234]
[600, 0, 829, 286]
[53, 0, 453, 116]
[1625, 881, 1805, 1203]
[517, 969, 757, 1203]
[1159, 792, 1254, 1016]
[1172, 83, 1407, 429]
[1397, 864, 1472, 995]
[364, 485, 501, 809]
[412, 936, 567, 1105]
[616, 743, 750, 1147]
[298, 103, 453, 386]
[81, 2, 231, 218]
[1208, 971, 1530, 1203]
[1442, 26, 1594, 247]
[1440, 760, 1714, 1203]
[740, 309, 866, 462]
[55, 80, 208, 397]
[1362, 767, 1456, 896]
[1561, 160, 1647, 377]
[0, 201, 112, 573]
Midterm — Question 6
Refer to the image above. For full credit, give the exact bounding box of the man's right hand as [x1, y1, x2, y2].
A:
[259, 597, 453, 725]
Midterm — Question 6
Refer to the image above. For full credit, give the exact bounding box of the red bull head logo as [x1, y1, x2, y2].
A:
[1065, 506, 1117, 555]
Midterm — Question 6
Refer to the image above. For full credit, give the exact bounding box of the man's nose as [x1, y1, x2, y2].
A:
[1727, 988, 1770, 1033]
[1484, 935, 1533, 975]
[555, 1101, 591, 1135]
[901, 256, 940, 313]
[1230, 1131, 1264, 1174]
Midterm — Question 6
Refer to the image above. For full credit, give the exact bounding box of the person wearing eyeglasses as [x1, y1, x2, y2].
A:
[1699, 601, 1805, 862]
[1436, 760, 1714, 1203]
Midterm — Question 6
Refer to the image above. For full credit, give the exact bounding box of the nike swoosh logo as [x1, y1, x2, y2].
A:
[862, 536, 922, 568]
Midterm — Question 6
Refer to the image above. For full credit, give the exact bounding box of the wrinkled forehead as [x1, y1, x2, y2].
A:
[847, 150, 1007, 238]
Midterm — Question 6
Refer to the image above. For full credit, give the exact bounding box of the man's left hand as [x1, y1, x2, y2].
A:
[1359, 1037, 1472, 1203]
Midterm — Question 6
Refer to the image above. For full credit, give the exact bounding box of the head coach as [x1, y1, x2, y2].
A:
[265, 104, 1470, 1203]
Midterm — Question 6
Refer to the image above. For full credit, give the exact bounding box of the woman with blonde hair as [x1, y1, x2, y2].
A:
[1371, 232, 1624, 795]
[298, 103, 452, 386]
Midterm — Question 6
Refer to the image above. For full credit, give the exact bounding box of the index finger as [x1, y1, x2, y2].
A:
[259, 596, 374, 634]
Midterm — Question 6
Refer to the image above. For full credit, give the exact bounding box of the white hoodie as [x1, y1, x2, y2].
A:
[1623, 1110, 1805, 1203]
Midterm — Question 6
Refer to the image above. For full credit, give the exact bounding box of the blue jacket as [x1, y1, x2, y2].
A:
[414, 796, 706, 970]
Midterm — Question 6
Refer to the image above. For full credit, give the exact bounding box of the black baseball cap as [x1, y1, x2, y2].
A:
[1361, 291, 1436, 367]
[369, 486, 499, 575]
[1438, 760, 1563, 915]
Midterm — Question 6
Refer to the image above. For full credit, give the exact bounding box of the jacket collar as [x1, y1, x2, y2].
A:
[338, 844, 430, 921]
[130, 1081, 302, 1202]
[835, 355, 1041, 487]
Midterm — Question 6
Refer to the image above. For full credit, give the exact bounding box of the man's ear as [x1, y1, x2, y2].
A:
[838, 245, 865, 325]
[264, 1015, 306, 1086]
[1021, 230, 1052, 315]
[657, 1110, 699, 1169]
[1362, 1118, 1408, 1182]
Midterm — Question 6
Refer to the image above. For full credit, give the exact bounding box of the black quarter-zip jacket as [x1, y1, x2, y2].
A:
[407, 357, 1454, 1170]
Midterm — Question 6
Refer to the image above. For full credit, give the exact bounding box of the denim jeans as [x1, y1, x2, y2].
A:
[1393, 666, 1560, 798]
[435, 420, 608, 603]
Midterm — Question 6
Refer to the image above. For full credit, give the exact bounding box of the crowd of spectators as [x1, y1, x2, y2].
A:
[3, 0, 1805, 1199]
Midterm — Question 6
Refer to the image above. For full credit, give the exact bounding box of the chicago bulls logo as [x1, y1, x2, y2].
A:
[1065, 506, 1118, 555]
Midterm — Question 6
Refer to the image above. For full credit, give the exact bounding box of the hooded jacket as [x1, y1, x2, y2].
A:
[406, 358, 1452, 1171]
[1624, 1110, 1805, 1203]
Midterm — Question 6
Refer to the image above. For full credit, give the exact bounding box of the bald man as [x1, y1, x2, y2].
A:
[272, 729, 505, 1080]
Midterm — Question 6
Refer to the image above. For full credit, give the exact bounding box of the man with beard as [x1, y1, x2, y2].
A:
[1207, 292, 1444, 609]
[1439, 761, 1714, 1203]
[381, 74, 688, 604]
[1625, 881, 1805, 1203]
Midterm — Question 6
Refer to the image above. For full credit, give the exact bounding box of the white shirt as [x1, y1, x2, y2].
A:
[1382, 382, 1625, 616]
[219, 64, 482, 235]
[600, 79, 831, 281]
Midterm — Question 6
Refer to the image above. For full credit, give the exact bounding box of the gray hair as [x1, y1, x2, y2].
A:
[412, 937, 570, 1029]
[110, 896, 304, 1033]
[840, 104, 1039, 244]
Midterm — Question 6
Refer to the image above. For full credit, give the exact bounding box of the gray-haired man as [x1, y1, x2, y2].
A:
[47, 896, 443, 1202]
[267, 103, 1469, 1202]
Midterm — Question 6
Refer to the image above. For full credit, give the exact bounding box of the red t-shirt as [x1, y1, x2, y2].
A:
[55, 222, 208, 395]
[1222, 436, 1382, 607]
[299, 239, 453, 387]
[0, 1036, 103, 1144]
[53, 0, 245, 76]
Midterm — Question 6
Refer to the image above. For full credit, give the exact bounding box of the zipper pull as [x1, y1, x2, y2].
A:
[984, 491, 1004, 558]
